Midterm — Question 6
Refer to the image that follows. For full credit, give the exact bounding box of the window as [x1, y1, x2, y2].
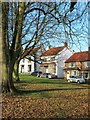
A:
[28, 65, 31, 72]
[47, 57, 50, 61]
[51, 57, 55, 61]
[54, 64, 56, 73]
[88, 62, 90, 67]
[74, 71, 76, 76]
[43, 57, 55, 62]
[22, 58, 25, 63]
[70, 62, 75, 67]
[85, 61, 90, 68]
[43, 58, 47, 62]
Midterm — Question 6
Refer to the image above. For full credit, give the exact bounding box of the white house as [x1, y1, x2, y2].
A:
[19, 47, 44, 74]
[40, 42, 74, 78]
[19, 56, 34, 73]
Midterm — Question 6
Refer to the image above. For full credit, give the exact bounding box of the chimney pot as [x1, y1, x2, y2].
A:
[64, 42, 68, 47]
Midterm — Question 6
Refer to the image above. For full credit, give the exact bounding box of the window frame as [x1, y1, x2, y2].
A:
[70, 62, 75, 68]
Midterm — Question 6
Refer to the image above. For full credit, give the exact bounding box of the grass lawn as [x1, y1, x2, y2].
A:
[2, 74, 90, 118]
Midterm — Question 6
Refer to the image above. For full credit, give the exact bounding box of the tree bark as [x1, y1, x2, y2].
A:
[9, 61, 18, 92]
[13, 61, 20, 82]
[2, 2, 26, 93]
[2, 2, 10, 93]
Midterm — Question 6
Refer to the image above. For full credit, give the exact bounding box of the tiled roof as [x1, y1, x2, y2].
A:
[65, 51, 90, 63]
[29, 47, 40, 55]
[41, 46, 65, 56]
[22, 47, 40, 57]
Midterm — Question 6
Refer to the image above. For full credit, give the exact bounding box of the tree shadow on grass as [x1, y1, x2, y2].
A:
[15, 80, 73, 85]
[15, 78, 90, 86]
[15, 87, 88, 96]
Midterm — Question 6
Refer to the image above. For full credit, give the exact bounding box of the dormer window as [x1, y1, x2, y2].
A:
[70, 62, 75, 68]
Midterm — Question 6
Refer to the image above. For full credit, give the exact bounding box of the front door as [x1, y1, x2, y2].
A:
[46, 68, 48, 73]
[21, 65, 24, 73]
[67, 71, 70, 79]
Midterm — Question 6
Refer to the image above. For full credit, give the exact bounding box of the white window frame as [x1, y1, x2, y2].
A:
[84, 61, 89, 68]
[74, 71, 77, 76]
[51, 57, 55, 61]
[70, 62, 75, 68]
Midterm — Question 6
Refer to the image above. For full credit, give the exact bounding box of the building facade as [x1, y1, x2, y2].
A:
[19, 56, 35, 73]
[40, 43, 73, 78]
[64, 51, 90, 80]
[19, 47, 44, 74]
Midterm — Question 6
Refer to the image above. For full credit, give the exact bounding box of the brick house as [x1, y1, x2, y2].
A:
[40, 42, 73, 78]
[64, 51, 90, 80]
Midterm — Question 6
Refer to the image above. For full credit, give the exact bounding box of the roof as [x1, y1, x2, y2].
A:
[22, 47, 40, 57]
[29, 47, 40, 55]
[41, 46, 65, 56]
[65, 51, 90, 63]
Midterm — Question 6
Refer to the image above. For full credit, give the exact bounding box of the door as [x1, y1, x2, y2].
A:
[46, 68, 48, 73]
[28, 65, 31, 72]
[67, 71, 70, 79]
[21, 65, 24, 73]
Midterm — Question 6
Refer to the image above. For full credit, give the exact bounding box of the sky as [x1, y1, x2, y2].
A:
[47, 2, 88, 52]
[22, 1, 88, 52]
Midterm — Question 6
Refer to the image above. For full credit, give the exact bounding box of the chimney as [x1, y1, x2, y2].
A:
[49, 45, 51, 49]
[46, 45, 51, 50]
[88, 44, 90, 52]
[64, 42, 68, 47]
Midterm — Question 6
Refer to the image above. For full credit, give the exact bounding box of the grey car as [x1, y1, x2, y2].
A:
[67, 76, 85, 84]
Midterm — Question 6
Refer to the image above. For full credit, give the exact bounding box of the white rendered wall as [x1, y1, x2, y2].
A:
[19, 56, 35, 73]
[55, 47, 74, 78]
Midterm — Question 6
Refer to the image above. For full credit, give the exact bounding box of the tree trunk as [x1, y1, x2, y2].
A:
[2, 2, 26, 93]
[13, 61, 20, 82]
[2, 64, 10, 93]
[9, 61, 18, 92]
[2, 2, 10, 93]
[2, 2, 17, 93]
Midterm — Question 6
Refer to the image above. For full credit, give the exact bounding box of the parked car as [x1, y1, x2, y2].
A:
[67, 76, 85, 84]
[40, 73, 57, 79]
[31, 71, 42, 77]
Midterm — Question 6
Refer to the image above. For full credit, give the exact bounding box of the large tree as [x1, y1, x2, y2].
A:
[2, 2, 26, 92]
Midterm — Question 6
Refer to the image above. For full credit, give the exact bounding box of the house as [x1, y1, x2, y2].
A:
[19, 56, 35, 73]
[40, 42, 73, 78]
[19, 46, 45, 74]
[64, 51, 90, 80]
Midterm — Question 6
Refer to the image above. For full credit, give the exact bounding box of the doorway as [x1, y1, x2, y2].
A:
[67, 71, 70, 79]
